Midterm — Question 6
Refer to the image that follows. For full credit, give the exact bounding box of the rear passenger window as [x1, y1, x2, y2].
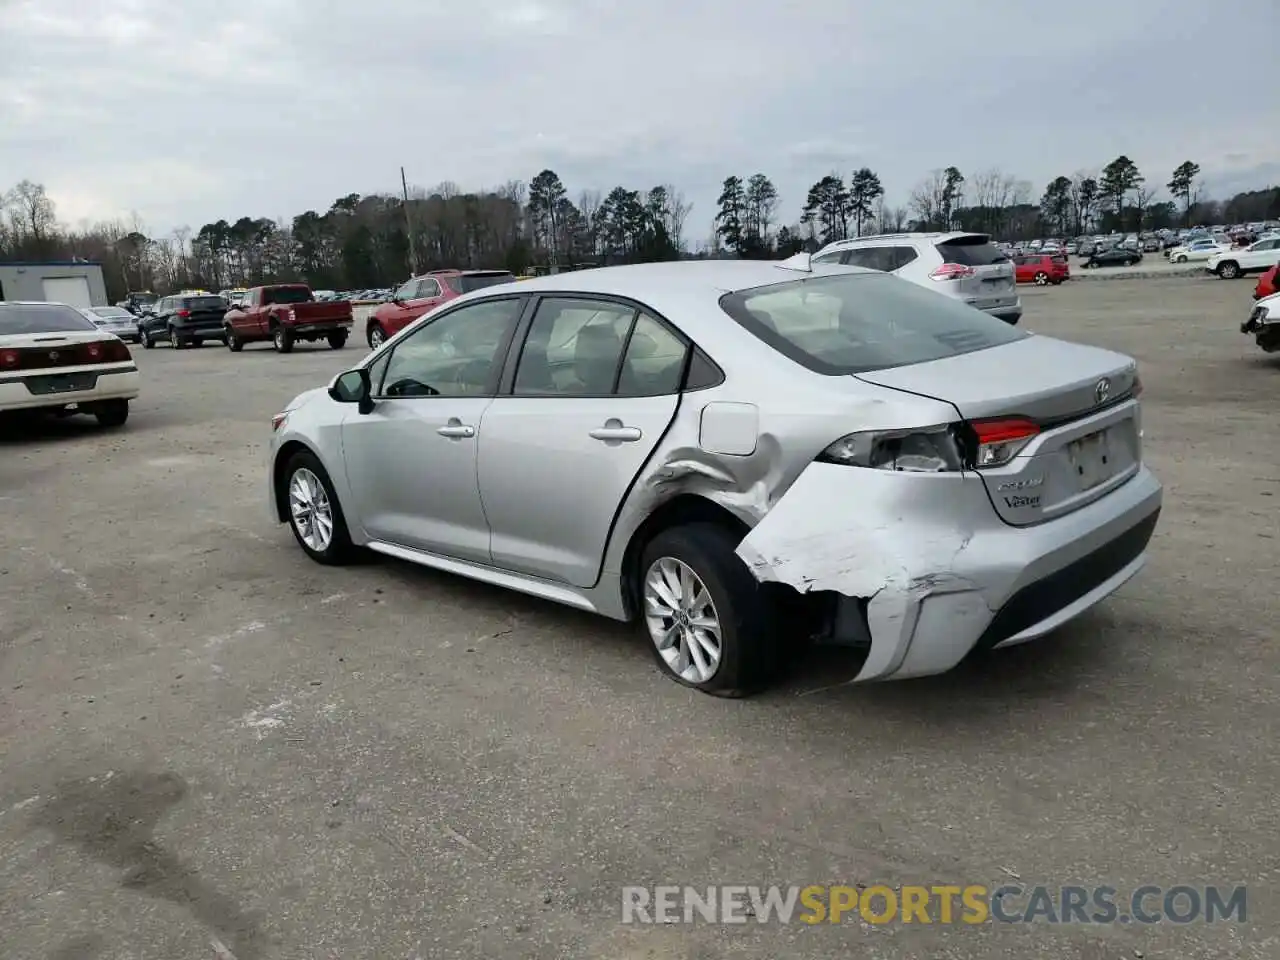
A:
[812, 252, 843, 265]
[618, 314, 687, 397]
[513, 298, 635, 396]
[888, 246, 918, 270]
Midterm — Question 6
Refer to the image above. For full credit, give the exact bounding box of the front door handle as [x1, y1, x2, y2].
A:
[437, 420, 475, 439]
[589, 419, 642, 442]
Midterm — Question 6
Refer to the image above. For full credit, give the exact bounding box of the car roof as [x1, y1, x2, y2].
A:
[489, 259, 871, 303]
[816, 231, 988, 252]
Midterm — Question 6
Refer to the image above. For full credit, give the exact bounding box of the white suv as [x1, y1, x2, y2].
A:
[1206, 236, 1280, 280]
[812, 232, 1022, 324]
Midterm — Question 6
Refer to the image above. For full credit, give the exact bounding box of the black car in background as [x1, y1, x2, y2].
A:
[1083, 247, 1143, 269]
[137, 294, 230, 349]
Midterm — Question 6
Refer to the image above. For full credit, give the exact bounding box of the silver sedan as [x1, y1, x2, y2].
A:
[79, 305, 139, 343]
[267, 258, 1162, 696]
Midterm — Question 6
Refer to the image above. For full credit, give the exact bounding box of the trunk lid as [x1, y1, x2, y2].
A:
[856, 335, 1143, 525]
[934, 234, 1017, 309]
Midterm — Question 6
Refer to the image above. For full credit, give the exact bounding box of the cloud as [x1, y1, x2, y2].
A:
[1, 0, 1277, 238]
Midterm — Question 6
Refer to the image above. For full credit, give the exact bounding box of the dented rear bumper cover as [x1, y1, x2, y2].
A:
[735, 462, 1162, 682]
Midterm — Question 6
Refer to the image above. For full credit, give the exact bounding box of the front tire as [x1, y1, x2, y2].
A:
[273, 326, 294, 353]
[368, 324, 386, 349]
[94, 399, 129, 427]
[225, 328, 244, 352]
[1175, 254, 1188, 263]
[281, 451, 355, 565]
[639, 523, 782, 697]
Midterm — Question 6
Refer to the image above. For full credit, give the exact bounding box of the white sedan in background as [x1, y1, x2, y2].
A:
[1167, 238, 1228, 263]
[0, 301, 139, 426]
[79, 305, 140, 342]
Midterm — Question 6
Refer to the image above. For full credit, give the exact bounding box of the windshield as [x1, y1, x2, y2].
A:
[0, 303, 98, 335]
[456, 272, 516, 293]
[719, 272, 1026, 376]
[263, 287, 313, 305]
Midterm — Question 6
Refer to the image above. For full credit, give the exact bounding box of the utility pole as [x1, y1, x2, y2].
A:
[401, 166, 418, 277]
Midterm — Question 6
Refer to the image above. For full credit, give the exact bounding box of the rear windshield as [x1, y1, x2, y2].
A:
[263, 287, 313, 305]
[181, 296, 227, 310]
[0, 303, 98, 335]
[937, 237, 1009, 266]
[90, 307, 133, 318]
[719, 272, 1026, 375]
[455, 272, 516, 293]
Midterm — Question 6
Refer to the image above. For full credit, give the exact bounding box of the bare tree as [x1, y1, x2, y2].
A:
[664, 185, 692, 253]
[1133, 185, 1156, 230]
[5, 179, 58, 243]
[909, 170, 946, 227]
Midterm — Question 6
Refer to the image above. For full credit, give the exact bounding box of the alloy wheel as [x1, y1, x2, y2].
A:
[289, 467, 333, 552]
[643, 556, 723, 684]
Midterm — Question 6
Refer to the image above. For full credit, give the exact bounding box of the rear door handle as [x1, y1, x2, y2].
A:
[437, 422, 475, 439]
[589, 420, 642, 442]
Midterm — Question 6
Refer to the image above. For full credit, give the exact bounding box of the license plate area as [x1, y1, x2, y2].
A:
[26, 372, 98, 395]
[1068, 429, 1114, 490]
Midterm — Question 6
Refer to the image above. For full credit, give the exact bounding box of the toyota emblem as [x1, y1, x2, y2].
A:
[1094, 378, 1111, 405]
[48, 350, 59, 361]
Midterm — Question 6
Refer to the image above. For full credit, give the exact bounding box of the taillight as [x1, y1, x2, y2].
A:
[1, 349, 18, 369]
[929, 263, 975, 281]
[818, 426, 966, 472]
[1131, 373, 1143, 398]
[177, 308, 191, 317]
[87, 342, 103, 361]
[966, 417, 1040, 467]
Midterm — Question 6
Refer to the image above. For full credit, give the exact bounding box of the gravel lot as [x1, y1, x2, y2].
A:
[2, 278, 1277, 960]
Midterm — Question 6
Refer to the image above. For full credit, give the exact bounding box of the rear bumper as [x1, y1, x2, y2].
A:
[172, 323, 225, 337]
[0, 367, 140, 412]
[737, 461, 1162, 683]
[989, 305, 1023, 324]
[288, 322, 351, 337]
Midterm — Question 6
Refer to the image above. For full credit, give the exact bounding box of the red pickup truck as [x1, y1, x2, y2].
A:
[223, 284, 353, 353]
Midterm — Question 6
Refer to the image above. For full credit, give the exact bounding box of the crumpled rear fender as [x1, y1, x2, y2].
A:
[735, 461, 1003, 682]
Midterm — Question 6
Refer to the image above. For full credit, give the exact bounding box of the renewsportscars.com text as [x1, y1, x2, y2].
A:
[621, 884, 1247, 925]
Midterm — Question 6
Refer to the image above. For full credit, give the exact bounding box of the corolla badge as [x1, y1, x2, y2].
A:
[1094, 377, 1111, 404]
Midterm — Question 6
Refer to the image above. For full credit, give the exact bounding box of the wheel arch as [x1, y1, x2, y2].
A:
[618, 493, 751, 620]
[272, 439, 323, 522]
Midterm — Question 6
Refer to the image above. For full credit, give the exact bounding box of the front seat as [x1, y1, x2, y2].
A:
[573, 323, 623, 394]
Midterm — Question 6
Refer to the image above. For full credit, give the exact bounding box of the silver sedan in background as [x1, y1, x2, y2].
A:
[79, 305, 140, 343]
[266, 259, 1162, 696]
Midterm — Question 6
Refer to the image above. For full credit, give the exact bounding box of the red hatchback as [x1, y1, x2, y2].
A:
[1255, 263, 1279, 300]
[367, 269, 516, 347]
[1014, 254, 1070, 285]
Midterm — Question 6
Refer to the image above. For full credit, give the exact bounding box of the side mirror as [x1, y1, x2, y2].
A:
[329, 368, 374, 414]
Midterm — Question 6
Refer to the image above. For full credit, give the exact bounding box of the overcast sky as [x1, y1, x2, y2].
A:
[3, 0, 1278, 241]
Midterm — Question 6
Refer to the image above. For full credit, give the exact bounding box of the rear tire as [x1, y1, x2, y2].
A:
[328, 332, 348, 349]
[273, 326, 294, 353]
[140, 331, 153, 349]
[281, 450, 356, 565]
[1217, 262, 1239, 279]
[638, 523, 783, 697]
[169, 329, 184, 349]
[94, 399, 129, 427]
[1034, 272, 1049, 285]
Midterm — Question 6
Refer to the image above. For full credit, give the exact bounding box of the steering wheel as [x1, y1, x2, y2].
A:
[385, 378, 440, 397]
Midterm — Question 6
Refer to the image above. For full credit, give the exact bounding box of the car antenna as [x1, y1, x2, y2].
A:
[777, 252, 813, 272]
